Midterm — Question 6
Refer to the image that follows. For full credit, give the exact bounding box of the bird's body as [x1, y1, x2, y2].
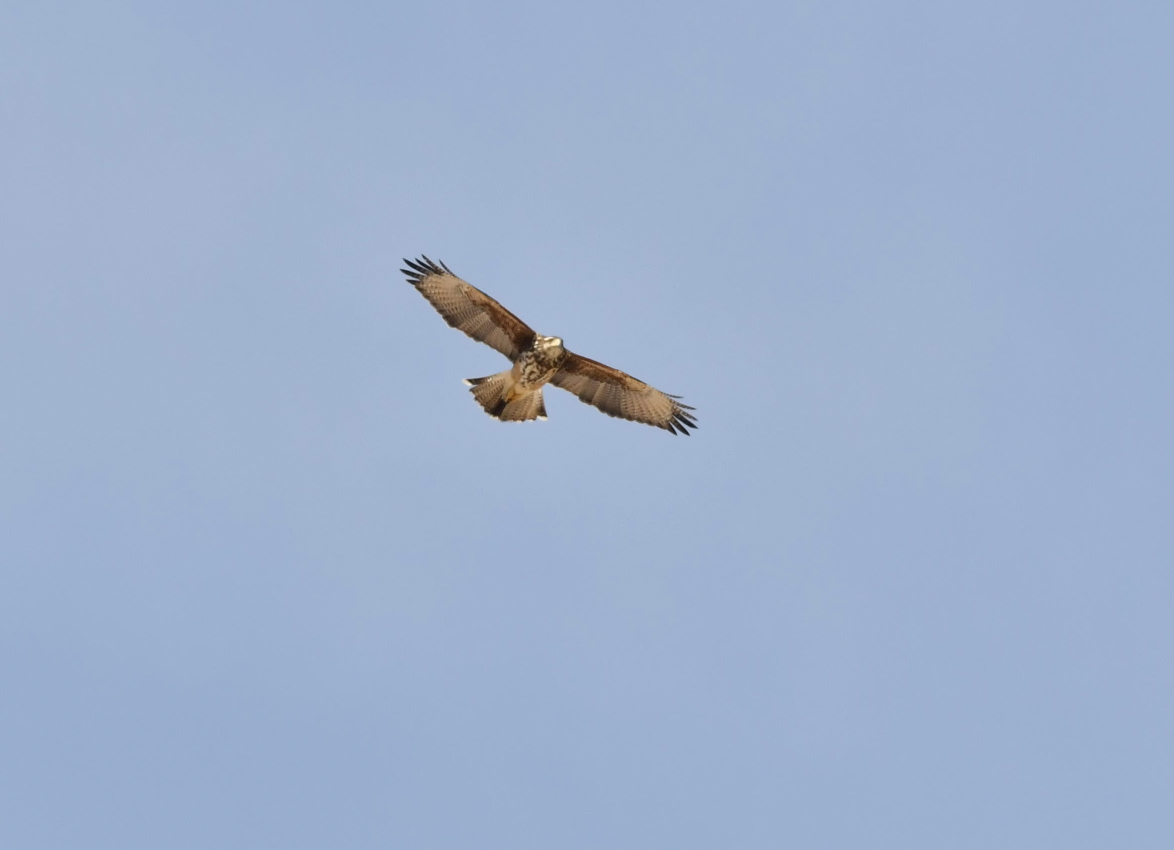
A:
[464, 335, 567, 422]
[401, 256, 697, 435]
[515, 335, 567, 389]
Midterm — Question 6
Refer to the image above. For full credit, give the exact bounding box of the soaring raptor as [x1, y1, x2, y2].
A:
[402, 256, 697, 435]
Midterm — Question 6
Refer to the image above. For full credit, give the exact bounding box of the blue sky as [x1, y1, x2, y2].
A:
[3, 1, 1172, 847]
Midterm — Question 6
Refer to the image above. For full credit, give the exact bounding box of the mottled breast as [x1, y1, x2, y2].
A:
[515, 335, 567, 387]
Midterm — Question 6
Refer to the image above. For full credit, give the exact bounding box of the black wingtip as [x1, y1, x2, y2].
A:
[402, 255, 452, 285]
[666, 396, 697, 435]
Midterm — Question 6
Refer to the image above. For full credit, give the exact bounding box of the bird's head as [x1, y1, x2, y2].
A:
[538, 335, 564, 352]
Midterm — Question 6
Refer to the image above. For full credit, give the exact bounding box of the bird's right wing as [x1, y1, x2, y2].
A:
[402, 256, 536, 360]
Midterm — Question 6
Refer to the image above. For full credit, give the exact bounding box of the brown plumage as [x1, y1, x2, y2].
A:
[402, 256, 697, 435]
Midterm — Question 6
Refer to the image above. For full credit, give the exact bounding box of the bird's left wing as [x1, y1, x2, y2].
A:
[550, 351, 697, 435]
[402, 256, 536, 360]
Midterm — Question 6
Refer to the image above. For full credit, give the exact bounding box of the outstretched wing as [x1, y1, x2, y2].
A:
[550, 352, 698, 435]
[402, 256, 536, 360]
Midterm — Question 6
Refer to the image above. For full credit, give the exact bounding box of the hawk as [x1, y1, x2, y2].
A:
[402, 256, 697, 435]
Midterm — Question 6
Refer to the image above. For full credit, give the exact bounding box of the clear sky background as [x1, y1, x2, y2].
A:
[3, 1, 1172, 847]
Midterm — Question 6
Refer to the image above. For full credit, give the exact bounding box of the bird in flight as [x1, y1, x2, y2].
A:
[402, 256, 697, 435]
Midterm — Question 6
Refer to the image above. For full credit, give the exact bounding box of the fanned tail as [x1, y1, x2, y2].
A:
[464, 372, 547, 422]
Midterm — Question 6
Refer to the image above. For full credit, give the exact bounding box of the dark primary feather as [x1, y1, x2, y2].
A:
[551, 351, 698, 435]
[401, 256, 535, 360]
